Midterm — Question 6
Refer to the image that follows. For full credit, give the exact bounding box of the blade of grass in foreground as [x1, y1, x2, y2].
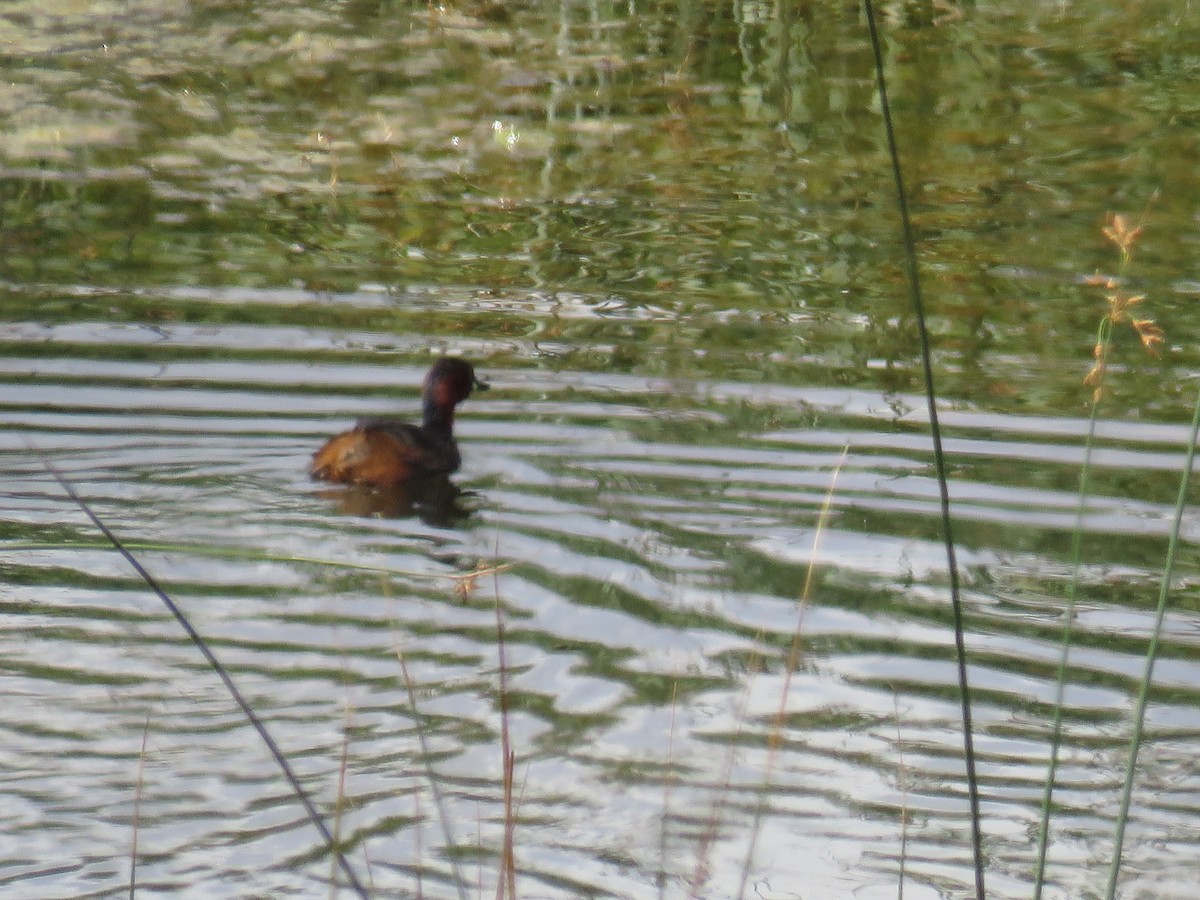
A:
[0, 538, 500, 586]
[492, 561, 518, 900]
[893, 691, 910, 900]
[861, 1, 984, 895]
[35, 451, 370, 900]
[129, 714, 150, 900]
[1105, 385, 1200, 898]
[736, 446, 847, 898]
[394, 647, 470, 900]
[658, 679, 679, 900]
[1032, 397, 1100, 898]
[330, 703, 369, 898]
[1034, 212, 1161, 897]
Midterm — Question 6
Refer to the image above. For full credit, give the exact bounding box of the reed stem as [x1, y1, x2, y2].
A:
[1104, 385, 1200, 898]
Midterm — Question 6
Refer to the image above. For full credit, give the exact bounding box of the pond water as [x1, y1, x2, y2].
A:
[3, 2, 1200, 898]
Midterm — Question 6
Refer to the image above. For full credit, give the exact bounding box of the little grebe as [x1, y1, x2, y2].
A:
[310, 358, 487, 488]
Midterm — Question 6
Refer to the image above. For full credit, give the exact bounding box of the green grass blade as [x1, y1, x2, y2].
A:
[1032, 396, 1101, 897]
[1105, 385, 1200, 898]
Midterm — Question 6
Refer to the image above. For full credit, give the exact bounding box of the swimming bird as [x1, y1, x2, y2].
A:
[310, 358, 486, 488]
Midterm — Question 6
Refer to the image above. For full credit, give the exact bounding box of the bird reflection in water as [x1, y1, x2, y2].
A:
[313, 475, 476, 527]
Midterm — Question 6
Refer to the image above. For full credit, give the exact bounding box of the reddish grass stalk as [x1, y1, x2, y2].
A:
[493, 565, 518, 900]
[736, 447, 847, 898]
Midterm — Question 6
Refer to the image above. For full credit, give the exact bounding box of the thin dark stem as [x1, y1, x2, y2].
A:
[861, 3, 985, 896]
[1033, 399, 1100, 898]
[36, 451, 370, 900]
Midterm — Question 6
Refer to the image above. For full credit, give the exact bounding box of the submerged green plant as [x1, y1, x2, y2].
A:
[1034, 212, 1160, 898]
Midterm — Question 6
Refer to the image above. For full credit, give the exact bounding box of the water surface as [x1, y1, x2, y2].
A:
[3, 2, 1200, 898]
